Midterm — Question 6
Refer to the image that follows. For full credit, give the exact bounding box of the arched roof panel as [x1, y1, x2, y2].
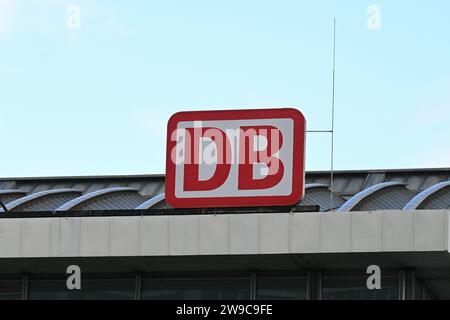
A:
[55, 187, 147, 211]
[403, 181, 450, 210]
[1, 189, 81, 212]
[136, 193, 166, 210]
[0, 190, 27, 205]
[337, 182, 415, 212]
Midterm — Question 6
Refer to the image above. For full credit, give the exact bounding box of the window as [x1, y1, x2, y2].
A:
[322, 272, 399, 300]
[256, 276, 307, 300]
[414, 279, 423, 300]
[142, 277, 250, 300]
[28, 278, 135, 300]
[0, 279, 22, 300]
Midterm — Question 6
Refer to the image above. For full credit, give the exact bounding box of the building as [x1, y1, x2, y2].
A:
[1, 168, 450, 300]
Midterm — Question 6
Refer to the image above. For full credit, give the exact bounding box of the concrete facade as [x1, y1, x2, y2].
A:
[0, 211, 448, 259]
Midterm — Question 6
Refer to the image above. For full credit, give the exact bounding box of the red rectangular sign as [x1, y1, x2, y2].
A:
[165, 108, 306, 208]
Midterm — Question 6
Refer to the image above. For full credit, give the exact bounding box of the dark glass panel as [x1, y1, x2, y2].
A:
[142, 277, 250, 300]
[0, 280, 22, 300]
[322, 275, 399, 300]
[29, 278, 134, 300]
[256, 277, 307, 300]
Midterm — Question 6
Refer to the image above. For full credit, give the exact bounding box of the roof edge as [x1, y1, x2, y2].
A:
[2, 167, 450, 181]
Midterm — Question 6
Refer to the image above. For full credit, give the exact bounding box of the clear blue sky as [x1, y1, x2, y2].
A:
[1, 0, 449, 177]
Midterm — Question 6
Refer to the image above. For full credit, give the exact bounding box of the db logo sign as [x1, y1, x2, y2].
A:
[165, 108, 306, 208]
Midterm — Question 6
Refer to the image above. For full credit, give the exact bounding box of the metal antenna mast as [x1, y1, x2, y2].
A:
[305, 18, 337, 211]
[330, 17, 337, 211]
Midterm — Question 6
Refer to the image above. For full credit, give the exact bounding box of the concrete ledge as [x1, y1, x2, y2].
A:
[0, 211, 448, 258]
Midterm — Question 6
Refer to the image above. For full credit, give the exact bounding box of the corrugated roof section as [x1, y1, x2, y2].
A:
[136, 193, 166, 210]
[79, 191, 147, 210]
[0, 190, 27, 205]
[3, 189, 82, 212]
[356, 185, 416, 211]
[337, 182, 416, 212]
[55, 187, 149, 211]
[305, 173, 367, 197]
[419, 187, 450, 210]
[404, 181, 450, 210]
[3, 175, 165, 197]
[1, 169, 450, 214]
[361, 172, 385, 190]
[300, 184, 345, 211]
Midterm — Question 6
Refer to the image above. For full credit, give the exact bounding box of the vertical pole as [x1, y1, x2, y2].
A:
[307, 270, 322, 300]
[250, 272, 257, 300]
[401, 270, 415, 300]
[410, 271, 416, 300]
[22, 274, 29, 300]
[135, 272, 142, 300]
[316, 271, 323, 300]
[330, 18, 337, 211]
[306, 270, 315, 300]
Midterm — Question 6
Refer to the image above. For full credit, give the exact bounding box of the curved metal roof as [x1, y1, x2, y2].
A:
[0, 190, 26, 195]
[135, 186, 346, 211]
[305, 183, 329, 189]
[0, 190, 27, 205]
[0, 189, 81, 212]
[1, 170, 450, 214]
[55, 187, 146, 211]
[136, 193, 166, 210]
[0, 175, 165, 198]
[403, 181, 450, 210]
[337, 182, 416, 212]
[300, 184, 345, 212]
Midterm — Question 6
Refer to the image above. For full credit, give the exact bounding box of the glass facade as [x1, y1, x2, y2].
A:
[256, 276, 307, 300]
[142, 277, 250, 300]
[321, 274, 399, 300]
[0, 270, 436, 300]
[28, 278, 135, 300]
[0, 279, 22, 300]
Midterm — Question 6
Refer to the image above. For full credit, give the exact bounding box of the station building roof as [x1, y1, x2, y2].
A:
[1, 168, 450, 213]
